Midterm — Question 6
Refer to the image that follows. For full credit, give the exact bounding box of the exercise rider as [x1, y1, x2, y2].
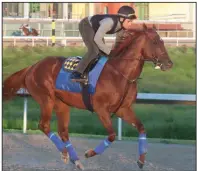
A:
[71, 5, 137, 82]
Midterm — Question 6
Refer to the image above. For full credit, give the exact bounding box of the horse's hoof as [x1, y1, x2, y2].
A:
[85, 149, 96, 158]
[137, 160, 144, 169]
[75, 160, 84, 170]
[61, 152, 69, 164]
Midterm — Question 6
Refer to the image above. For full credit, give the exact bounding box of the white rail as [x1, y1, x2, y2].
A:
[3, 36, 196, 40]
[3, 36, 196, 47]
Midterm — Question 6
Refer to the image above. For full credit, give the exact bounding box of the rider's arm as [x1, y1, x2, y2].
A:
[110, 23, 144, 57]
[110, 30, 133, 57]
[94, 18, 114, 55]
[128, 22, 145, 32]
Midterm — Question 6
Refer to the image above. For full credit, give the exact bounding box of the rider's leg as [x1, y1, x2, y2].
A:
[71, 17, 99, 79]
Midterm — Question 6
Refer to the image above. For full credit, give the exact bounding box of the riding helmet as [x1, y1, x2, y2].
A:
[117, 6, 137, 20]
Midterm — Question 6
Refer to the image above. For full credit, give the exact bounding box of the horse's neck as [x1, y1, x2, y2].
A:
[108, 48, 144, 81]
[109, 33, 146, 81]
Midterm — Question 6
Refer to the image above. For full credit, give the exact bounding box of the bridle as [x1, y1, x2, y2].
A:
[110, 30, 165, 84]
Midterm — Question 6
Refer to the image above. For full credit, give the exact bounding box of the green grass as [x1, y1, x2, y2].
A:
[3, 46, 196, 94]
[3, 46, 196, 140]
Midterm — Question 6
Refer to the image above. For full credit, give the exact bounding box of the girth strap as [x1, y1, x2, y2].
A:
[81, 83, 94, 113]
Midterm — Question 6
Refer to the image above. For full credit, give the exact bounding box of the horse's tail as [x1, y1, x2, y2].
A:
[3, 67, 30, 101]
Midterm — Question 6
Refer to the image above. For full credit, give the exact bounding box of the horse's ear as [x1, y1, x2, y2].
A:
[153, 24, 157, 30]
[143, 23, 147, 30]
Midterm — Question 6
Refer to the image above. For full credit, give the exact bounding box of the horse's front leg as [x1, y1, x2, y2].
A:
[85, 109, 116, 158]
[116, 107, 147, 169]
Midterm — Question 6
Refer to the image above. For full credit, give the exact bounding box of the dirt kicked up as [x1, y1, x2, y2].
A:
[3, 132, 195, 171]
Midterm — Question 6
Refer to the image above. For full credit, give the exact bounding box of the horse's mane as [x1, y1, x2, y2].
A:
[111, 23, 157, 58]
[111, 30, 142, 58]
[113, 30, 137, 49]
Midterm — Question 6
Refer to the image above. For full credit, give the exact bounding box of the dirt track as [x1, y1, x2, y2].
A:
[3, 132, 195, 171]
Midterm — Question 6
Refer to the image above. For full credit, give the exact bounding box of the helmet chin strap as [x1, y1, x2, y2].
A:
[119, 17, 126, 30]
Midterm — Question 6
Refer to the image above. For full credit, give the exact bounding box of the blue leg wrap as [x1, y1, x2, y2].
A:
[48, 132, 65, 152]
[65, 140, 79, 161]
[138, 133, 148, 155]
[94, 138, 112, 154]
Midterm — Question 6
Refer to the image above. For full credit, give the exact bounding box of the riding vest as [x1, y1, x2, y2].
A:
[90, 14, 123, 34]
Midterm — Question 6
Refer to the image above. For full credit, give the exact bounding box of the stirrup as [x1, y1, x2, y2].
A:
[72, 78, 88, 84]
[71, 75, 88, 84]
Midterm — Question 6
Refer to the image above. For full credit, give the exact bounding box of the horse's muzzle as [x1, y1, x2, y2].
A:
[161, 61, 173, 71]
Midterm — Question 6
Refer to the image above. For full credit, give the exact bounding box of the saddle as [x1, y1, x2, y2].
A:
[63, 56, 99, 83]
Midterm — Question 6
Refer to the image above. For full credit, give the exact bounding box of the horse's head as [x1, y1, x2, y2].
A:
[140, 23, 173, 71]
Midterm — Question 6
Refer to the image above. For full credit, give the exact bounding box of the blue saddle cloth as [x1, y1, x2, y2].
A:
[55, 56, 108, 94]
[28, 27, 32, 32]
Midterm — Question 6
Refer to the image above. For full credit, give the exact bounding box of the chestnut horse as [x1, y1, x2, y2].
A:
[3, 24, 173, 170]
[19, 24, 39, 36]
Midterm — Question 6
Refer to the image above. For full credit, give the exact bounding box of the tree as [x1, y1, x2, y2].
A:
[30, 3, 40, 13]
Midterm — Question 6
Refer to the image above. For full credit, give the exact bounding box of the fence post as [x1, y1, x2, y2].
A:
[118, 118, 122, 140]
[32, 37, 35, 47]
[38, 23, 41, 36]
[176, 38, 179, 47]
[47, 37, 49, 46]
[23, 96, 28, 134]
[52, 19, 56, 46]
[14, 38, 16, 46]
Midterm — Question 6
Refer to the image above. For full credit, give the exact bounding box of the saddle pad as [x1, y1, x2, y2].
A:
[55, 56, 108, 94]
[63, 56, 82, 72]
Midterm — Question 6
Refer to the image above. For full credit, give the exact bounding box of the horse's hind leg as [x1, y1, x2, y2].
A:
[54, 97, 84, 170]
[25, 79, 66, 157]
[116, 107, 147, 169]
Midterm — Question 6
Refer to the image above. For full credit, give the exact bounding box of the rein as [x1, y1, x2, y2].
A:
[109, 55, 155, 84]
